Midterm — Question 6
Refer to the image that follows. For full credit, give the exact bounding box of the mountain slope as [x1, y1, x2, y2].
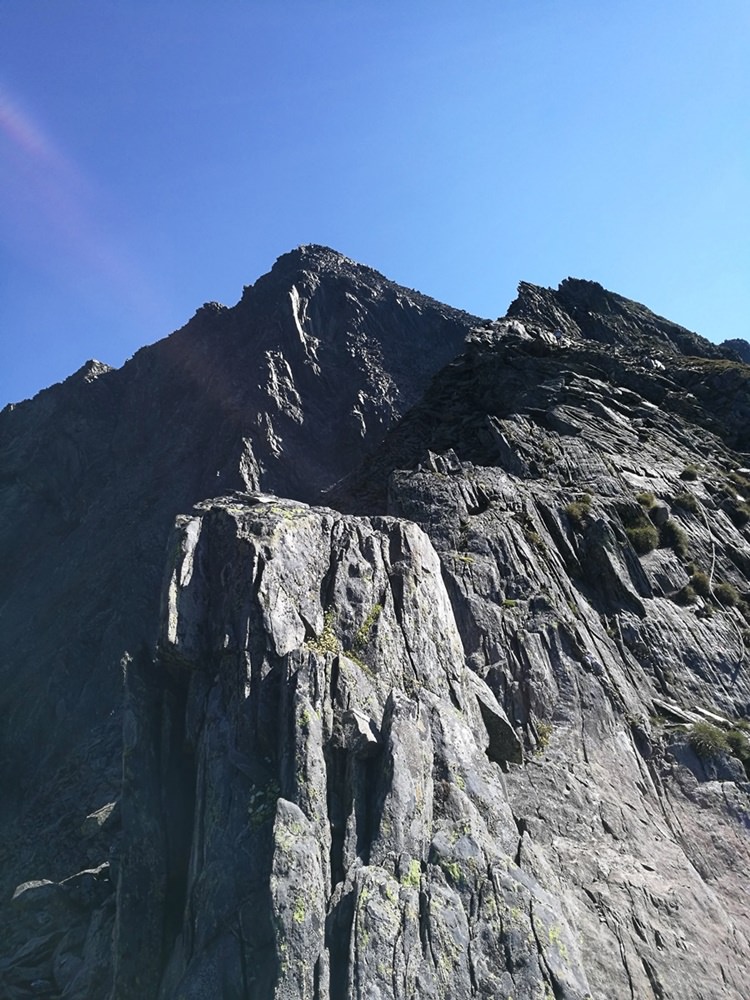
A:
[0, 246, 475, 917]
[3, 265, 750, 1000]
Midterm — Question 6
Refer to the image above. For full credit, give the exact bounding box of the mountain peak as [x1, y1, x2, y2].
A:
[270, 243, 358, 274]
[256, 244, 390, 293]
[4, 248, 750, 1000]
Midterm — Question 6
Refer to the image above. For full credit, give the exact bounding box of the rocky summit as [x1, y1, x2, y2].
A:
[1, 249, 750, 1000]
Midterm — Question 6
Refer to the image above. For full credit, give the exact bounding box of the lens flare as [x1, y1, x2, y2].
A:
[0, 82, 168, 348]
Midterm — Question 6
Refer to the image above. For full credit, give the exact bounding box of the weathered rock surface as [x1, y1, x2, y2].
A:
[3, 262, 750, 999]
[113, 496, 589, 1000]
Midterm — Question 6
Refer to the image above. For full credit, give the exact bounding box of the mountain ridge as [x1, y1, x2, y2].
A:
[0, 246, 474, 905]
[2, 248, 750, 1000]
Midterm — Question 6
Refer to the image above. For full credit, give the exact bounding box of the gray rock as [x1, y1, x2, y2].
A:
[4, 250, 750, 999]
[465, 671, 524, 765]
[110, 498, 590, 999]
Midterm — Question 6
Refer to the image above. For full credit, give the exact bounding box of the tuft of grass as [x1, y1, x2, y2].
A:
[680, 464, 700, 481]
[729, 470, 750, 493]
[535, 720, 553, 753]
[452, 552, 475, 565]
[514, 511, 545, 548]
[675, 584, 698, 605]
[626, 524, 659, 554]
[673, 491, 699, 513]
[726, 729, 750, 776]
[660, 519, 689, 559]
[636, 491, 656, 508]
[714, 581, 740, 607]
[689, 721, 729, 759]
[353, 603, 383, 650]
[308, 609, 339, 656]
[683, 570, 742, 608]
[524, 527, 544, 548]
[727, 500, 750, 528]
[691, 569, 711, 597]
[565, 494, 592, 526]
[621, 505, 659, 554]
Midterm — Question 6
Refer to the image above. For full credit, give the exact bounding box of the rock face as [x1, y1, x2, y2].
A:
[116, 497, 559, 1000]
[0, 246, 474, 987]
[721, 337, 750, 363]
[3, 263, 750, 999]
[508, 278, 732, 359]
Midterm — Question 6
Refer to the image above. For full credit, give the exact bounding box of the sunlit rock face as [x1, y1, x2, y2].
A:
[3, 258, 750, 999]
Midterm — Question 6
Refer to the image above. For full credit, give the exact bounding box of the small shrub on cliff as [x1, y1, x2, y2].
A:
[565, 494, 592, 526]
[660, 519, 689, 558]
[513, 510, 544, 548]
[689, 721, 729, 759]
[636, 491, 656, 508]
[673, 491, 699, 513]
[690, 569, 711, 597]
[714, 581, 740, 607]
[675, 584, 698, 605]
[729, 470, 750, 493]
[684, 572, 741, 608]
[535, 720, 553, 753]
[680, 464, 700, 481]
[353, 603, 382, 650]
[308, 609, 339, 655]
[621, 506, 659, 554]
[626, 523, 659, 554]
[726, 729, 750, 776]
[726, 499, 750, 528]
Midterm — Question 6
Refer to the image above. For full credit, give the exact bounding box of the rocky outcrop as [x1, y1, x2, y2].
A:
[386, 461, 750, 999]
[720, 338, 750, 363]
[112, 496, 585, 1000]
[100, 470, 750, 999]
[508, 278, 734, 360]
[3, 257, 750, 999]
[333, 317, 750, 510]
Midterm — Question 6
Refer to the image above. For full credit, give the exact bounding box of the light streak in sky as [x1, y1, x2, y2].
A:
[0, 82, 166, 343]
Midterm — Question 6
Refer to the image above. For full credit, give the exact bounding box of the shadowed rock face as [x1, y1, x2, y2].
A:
[0, 246, 474, 942]
[721, 337, 750, 363]
[3, 263, 750, 1000]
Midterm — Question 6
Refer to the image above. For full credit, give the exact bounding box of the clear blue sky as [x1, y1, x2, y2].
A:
[1, 1, 748, 406]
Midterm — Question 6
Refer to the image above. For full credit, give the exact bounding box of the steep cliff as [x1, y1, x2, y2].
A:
[3, 265, 750, 999]
[0, 246, 474, 975]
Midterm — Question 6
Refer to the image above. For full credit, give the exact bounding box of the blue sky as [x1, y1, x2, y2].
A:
[1, 1, 748, 406]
